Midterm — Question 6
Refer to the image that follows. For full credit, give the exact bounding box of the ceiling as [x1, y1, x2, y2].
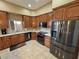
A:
[4, 0, 52, 10]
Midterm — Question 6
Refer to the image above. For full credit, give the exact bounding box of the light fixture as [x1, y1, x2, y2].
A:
[28, 4, 31, 7]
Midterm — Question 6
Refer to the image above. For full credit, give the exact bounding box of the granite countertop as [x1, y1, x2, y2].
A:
[0, 28, 51, 37]
[0, 29, 40, 37]
[44, 33, 51, 37]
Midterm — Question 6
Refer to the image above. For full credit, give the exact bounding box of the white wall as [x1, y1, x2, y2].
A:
[32, 0, 75, 16]
[34, 2, 52, 16]
[0, 0, 34, 16]
[52, 0, 75, 8]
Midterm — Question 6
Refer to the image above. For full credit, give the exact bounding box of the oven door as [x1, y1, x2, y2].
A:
[37, 34, 44, 45]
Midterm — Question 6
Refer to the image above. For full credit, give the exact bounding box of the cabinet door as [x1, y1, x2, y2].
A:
[46, 13, 53, 22]
[44, 36, 50, 48]
[53, 8, 65, 20]
[0, 11, 8, 28]
[0, 37, 3, 50]
[76, 0, 79, 2]
[66, 3, 79, 19]
[23, 16, 32, 28]
[17, 34, 25, 43]
[2, 36, 11, 49]
[29, 17, 32, 28]
[23, 16, 29, 28]
[31, 32, 37, 40]
[10, 34, 25, 46]
[32, 17, 39, 28]
[10, 35, 19, 45]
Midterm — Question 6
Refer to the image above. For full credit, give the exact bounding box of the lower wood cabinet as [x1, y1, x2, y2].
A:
[17, 34, 25, 43]
[0, 37, 3, 50]
[44, 36, 50, 48]
[2, 36, 11, 49]
[0, 34, 25, 51]
[10, 34, 25, 46]
[10, 35, 19, 45]
[31, 32, 37, 40]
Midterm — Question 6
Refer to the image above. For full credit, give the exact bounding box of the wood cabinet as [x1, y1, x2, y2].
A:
[76, 0, 79, 2]
[66, 2, 79, 19]
[0, 11, 8, 28]
[47, 21, 52, 28]
[0, 34, 25, 51]
[23, 16, 32, 28]
[53, 8, 65, 20]
[32, 17, 39, 28]
[2, 36, 11, 49]
[0, 36, 11, 50]
[36, 12, 53, 25]
[53, 2, 79, 20]
[17, 34, 25, 43]
[31, 32, 37, 40]
[0, 37, 3, 50]
[44, 36, 50, 48]
[10, 35, 19, 45]
[10, 34, 25, 45]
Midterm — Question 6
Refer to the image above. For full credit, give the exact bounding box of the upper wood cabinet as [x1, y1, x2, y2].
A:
[36, 12, 53, 23]
[46, 12, 53, 21]
[32, 17, 39, 28]
[2, 36, 11, 49]
[76, 0, 79, 2]
[53, 2, 79, 20]
[53, 7, 65, 20]
[65, 2, 79, 19]
[0, 11, 8, 28]
[23, 16, 32, 28]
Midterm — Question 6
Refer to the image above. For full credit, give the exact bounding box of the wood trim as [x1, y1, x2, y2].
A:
[35, 11, 53, 17]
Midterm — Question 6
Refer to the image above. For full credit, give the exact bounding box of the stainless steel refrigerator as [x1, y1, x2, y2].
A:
[50, 20, 79, 59]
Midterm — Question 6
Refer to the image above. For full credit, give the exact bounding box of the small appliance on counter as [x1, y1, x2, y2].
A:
[1, 28, 7, 34]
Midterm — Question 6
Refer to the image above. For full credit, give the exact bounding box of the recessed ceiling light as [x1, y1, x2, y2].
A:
[28, 4, 31, 7]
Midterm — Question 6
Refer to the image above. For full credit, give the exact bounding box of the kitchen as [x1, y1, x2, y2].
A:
[0, 0, 79, 59]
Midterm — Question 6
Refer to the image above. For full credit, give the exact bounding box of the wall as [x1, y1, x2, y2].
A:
[0, 0, 34, 16]
[52, 0, 75, 8]
[32, 0, 75, 16]
[0, 0, 76, 16]
[34, 2, 52, 16]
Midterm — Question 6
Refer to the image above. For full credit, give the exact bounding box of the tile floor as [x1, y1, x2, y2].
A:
[0, 40, 57, 59]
